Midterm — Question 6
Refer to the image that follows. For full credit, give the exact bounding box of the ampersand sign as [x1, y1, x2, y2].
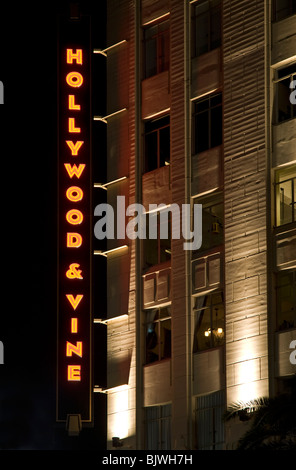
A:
[66, 263, 83, 279]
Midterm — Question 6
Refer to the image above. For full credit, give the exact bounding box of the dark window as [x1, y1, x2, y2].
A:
[144, 115, 170, 173]
[196, 391, 225, 450]
[192, 0, 221, 58]
[193, 93, 222, 154]
[276, 270, 296, 331]
[146, 404, 171, 450]
[146, 306, 171, 364]
[144, 19, 170, 79]
[273, 0, 296, 21]
[144, 209, 171, 268]
[193, 194, 224, 253]
[275, 165, 296, 226]
[275, 64, 296, 123]
[193, 292, 224, 352]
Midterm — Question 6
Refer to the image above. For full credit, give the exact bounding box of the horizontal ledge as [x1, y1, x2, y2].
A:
[93, 384, 129, 394]
[93, 108, 127, 123]
[94, 314, 128, 325]
[94, 245, 128, 256]
[94, 176, 128, 189]
[93, 40, 127, 56]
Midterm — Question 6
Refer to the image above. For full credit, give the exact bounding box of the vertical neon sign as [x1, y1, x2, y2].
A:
[57, 15, 92, 424]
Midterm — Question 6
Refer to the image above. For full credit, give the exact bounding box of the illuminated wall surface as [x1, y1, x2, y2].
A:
[57, 15, 93, 423]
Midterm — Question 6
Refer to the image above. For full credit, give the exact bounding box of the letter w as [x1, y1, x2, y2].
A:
[64, 163, 85, 179]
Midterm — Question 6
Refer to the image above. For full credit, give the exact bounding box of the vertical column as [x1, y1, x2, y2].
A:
[223, 0, 269, 415]
[170, 0, 190, 450]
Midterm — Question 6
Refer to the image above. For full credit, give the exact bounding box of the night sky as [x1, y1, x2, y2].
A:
[0, 1, 106, 452]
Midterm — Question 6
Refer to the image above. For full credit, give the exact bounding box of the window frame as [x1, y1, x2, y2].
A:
[145, 404, 171, 450]
[275, 269, 296, 331]
[144, 115, 170, 173]
[143, 208, 172, 269]
[272, 0, 296, 22]
[145, 306, 172, 365]
[191, 0, 221, 58]
[193, 291, 225, 353]
[143, 18, 170, 79]
[273, 64, 296, 124]
[274, 165, 296, 227]
[192, 92, 223, 155]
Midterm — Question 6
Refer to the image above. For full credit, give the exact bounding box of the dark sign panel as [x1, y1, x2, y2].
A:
[57, 15, 92, 424]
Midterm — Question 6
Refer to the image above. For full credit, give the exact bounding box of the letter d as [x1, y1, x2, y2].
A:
[67, 232, 82, 247]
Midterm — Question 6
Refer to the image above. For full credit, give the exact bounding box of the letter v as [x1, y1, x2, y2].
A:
[66, 294, 83, 310]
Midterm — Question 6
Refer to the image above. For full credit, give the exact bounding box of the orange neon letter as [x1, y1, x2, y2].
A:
[66, 209, 83, 225]
[71, 318, 78, 333]
[66, 186, 83, 202]
[66, 263, 83, 280]
[67, 232, 82, 247]
[67, 365, 81, 381]
[64, 163, 85, 179]
[67, 49, 83, 65]
[66, 71, 83, 88]
[68, 118, 81, 133]
[66, 294, 83, 310]
[68, 95, 81, 110]
[66, 341, 83, 357]
[66, 141, 84, 156]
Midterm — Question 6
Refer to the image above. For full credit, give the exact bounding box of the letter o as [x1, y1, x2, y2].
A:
[66, 186, 83, 202]
[66, 71, 83, 88]
[66, 209, 83, 225]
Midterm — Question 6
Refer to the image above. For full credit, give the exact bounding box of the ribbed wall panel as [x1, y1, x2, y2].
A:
[223, 0, 269, 409]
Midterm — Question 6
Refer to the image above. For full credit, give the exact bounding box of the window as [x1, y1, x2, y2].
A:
[144, 115, 170, 173]
[191, 0, 221, 58]
[276, 270, 296, 331]
[193, 291, 224, 352]
[146, 306, 171, 364]
[195, 390, 225, 450]
[273, 0, 296, 22]
[193, 93, 222, 154]
[144, 19, 170, 79]
[144, 209, 171, 268]
[274, 64, 296, 123]
[275, 165, 296, 226]
[146, 404, 171, 450]
[193, 194, 224, 253]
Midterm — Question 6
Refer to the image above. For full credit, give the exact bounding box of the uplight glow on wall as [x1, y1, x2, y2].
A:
[57, 15, 92, 424]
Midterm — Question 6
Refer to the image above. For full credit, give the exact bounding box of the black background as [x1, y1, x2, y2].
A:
[0, 0, 107, 451]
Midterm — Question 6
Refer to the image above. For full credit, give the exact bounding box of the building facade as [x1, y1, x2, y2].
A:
[92, 0, 296, 450]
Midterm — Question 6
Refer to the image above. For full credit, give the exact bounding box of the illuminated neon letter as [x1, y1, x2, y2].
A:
[66, 341, 83, 357]
[67, 49, 83, 65]
[67, 365, 81, 381]
[66, 263, 83, 279]
[66, 209, 83, 225]
[66, 294, 83, 310]
[71, 318, 78, 333]
[66, 71, 83, 88]
[67, 232, 82, 247]
[68, 117, 81, 133]
[66, 186, 83, 202]
[64, 163, 85, 179]
[66, 141, 84, 156]
[68, 94, 81, 110]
